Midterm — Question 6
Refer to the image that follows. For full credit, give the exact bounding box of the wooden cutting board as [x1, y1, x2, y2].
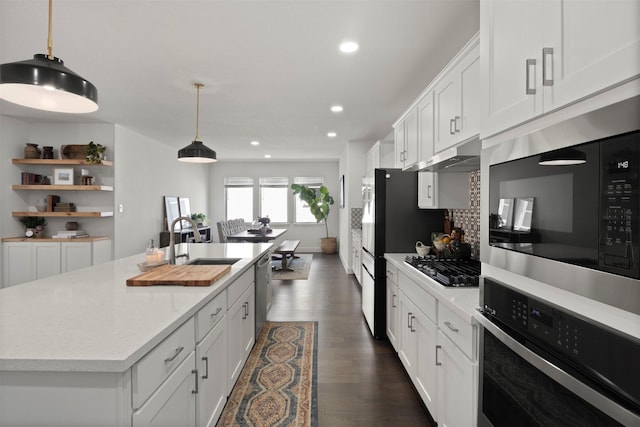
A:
[126, 264, 232, 287]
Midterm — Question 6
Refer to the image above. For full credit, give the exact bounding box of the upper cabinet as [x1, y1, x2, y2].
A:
[394, 107, 419, 169]
[366, 140, 394, 178]
[434, 40, 480, 153]
[480, 0, 640, 138]
[394, 33, 480, 171]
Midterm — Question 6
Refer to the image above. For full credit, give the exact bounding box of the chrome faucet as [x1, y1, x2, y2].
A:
[169, 216, 202, 264]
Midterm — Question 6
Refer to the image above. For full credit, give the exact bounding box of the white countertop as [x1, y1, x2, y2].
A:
[385, 253, 480, 323]
[0, 243, 272, 373]
[385, 253, 640, 339]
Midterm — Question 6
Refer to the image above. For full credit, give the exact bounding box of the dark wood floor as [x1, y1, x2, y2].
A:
[268, 253, 435, 427]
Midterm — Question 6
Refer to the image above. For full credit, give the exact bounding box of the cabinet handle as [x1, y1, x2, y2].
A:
[202, 356, 209, 379]
[454, 116, 461, 133]
[245, 301, 250, 318]
[410, 315, 416, 333]
[192, 369, 199, 394]
[449, 118, 456, 135]
[427, 184, 432, 199]
[392, 294, 397, 308]
[435, 345, 442, 366]
[407, 312, 413, 328]
[444, 321, 459, 333]
[542, 47, 554, 86]
[164, 346, 184, 363]
[211, 307, 223, 318]
[526, 59, 536, 95]
[242, 302, 247, 319]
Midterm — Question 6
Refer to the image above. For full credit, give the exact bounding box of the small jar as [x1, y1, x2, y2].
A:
[42, 146, 54, 159]
[24, 143, 41, 159]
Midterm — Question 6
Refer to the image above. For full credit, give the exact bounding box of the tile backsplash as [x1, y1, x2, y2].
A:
[350, 208, 363, 229]
[451, 170, 480, 259]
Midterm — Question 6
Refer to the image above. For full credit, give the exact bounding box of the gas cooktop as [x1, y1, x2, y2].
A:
[404, 255, 481, 287]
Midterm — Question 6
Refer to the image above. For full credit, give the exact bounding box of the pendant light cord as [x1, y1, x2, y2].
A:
[47, 0, 53, 59]
[194, 83, 203, 140]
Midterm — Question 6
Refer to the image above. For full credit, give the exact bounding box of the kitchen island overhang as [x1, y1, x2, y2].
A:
[0, 242, 272, 373]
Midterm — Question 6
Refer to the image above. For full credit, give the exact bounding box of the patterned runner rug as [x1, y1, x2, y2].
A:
[217, 321, 318, 427]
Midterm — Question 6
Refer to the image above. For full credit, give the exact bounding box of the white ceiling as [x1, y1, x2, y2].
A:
[0, 0, 479, 161]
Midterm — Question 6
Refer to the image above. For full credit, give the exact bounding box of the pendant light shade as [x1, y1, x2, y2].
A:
[0, 1, 98, 113]
[178, 83, 217, 163]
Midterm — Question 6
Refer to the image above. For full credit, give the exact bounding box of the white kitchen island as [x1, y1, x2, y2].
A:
[0, 242, 271, 427]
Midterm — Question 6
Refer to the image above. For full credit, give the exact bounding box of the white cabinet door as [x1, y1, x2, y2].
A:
[435, 42, 480, 152]
[413, 308, 438, 420]
[197, 318, 227, 427]
[436, 331, 477, 427]
[386, 280, 399, 351]
[404, 108, 419, 167]
[398, 294, 416, 375]
[33, 242, 61, 280]
[394, 123, 406, 168]
[544, 0, 640, 112]
[417, 172, 436, 209]
[480, 0, 544, 137]
[61, 242, 92, 273]
[133, 351, 197, 427]
[227, 284, 255, 390]
[418, 91, 435, 162]
[3, 242, 32, 287]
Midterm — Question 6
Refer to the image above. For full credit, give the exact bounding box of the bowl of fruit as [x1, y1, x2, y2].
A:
[432, 233, 451, 251]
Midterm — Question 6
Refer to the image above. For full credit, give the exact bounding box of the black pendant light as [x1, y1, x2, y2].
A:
[178, 83, 217, 163]
[538, 147, 587, 166]
[0, 0, 98, 113]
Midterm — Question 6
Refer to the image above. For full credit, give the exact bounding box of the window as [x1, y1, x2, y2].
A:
[293, 177, 324, 223]
[259, 177, 288, 223]
[225, 177, 253, 221]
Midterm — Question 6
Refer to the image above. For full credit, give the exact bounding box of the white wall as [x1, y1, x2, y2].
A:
[113, 125, 209, 258]
[208, 160, 339, 253]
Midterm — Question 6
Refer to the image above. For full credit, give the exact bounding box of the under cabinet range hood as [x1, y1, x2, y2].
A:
[417, 137, 481, 172]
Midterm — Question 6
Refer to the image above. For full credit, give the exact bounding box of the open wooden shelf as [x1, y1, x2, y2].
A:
[12, 211, 114, 218]
[12, 159, 113, 167]
[12, 185, 113, 191]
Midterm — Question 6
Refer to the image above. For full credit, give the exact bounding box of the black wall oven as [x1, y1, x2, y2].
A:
[475, 277, 640, 426]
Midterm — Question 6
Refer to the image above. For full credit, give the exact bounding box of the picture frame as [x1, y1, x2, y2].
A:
[513, 197, 534, 232]
[53, 168, 74, 185]
[339, 175, 345, 208]
[497, 198, 514, 229]
[164, 196, 181, 231]
[179, 197, 192, 228]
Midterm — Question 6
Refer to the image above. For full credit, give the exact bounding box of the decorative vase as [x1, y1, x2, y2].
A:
[42, 146, 54, 159]
[320, 237, 337, 254]
[24, 143, 41, 159]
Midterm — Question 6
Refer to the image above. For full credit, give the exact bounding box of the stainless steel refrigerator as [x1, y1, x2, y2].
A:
[361, 169, 444, 339]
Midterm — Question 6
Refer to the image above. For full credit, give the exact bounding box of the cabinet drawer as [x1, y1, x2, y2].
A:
[227, 268, 254, 309]
[132, 317, 195, 409]
[386, 263, 398, 284]
[398, 271, 437, 323]
[438, 303, 476, 360]
[195, 290, 227, 342]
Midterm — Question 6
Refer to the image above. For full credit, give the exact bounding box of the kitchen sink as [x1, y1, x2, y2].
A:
[185, 258, 241, 266]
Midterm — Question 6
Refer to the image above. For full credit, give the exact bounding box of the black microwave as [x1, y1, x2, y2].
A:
[489, 130, 639, 279]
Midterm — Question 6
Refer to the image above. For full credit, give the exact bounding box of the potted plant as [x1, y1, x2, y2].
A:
[191, 213, 206, 226]
[85, 141, 106, 165]
[19, 216, 47, 238]
[291, 184, 336, 253]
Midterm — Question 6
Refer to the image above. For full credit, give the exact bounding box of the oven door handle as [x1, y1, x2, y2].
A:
[473, 310, 639, 426]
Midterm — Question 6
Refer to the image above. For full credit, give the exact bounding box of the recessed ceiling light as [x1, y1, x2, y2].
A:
[330, 105, 343, 113]
[327, 132, 337, 138]
[264, 154, 271, 159]
[339, 41, 359, 53]
[250, 140, 260, 146]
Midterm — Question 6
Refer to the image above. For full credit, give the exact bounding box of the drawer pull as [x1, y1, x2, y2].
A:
[164, 346, 184, 363]
[210, 307, 223, 318]
[192, 369, 199, 394]
[202, 356, 209, 379]
[410, 315, 416, 333]
[526, 58, 536, 95]
[444, 321, 459, 332]
[407, 312, 413, 328]
[392, 293, 397, 308]
[435, 345, 442, 366]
